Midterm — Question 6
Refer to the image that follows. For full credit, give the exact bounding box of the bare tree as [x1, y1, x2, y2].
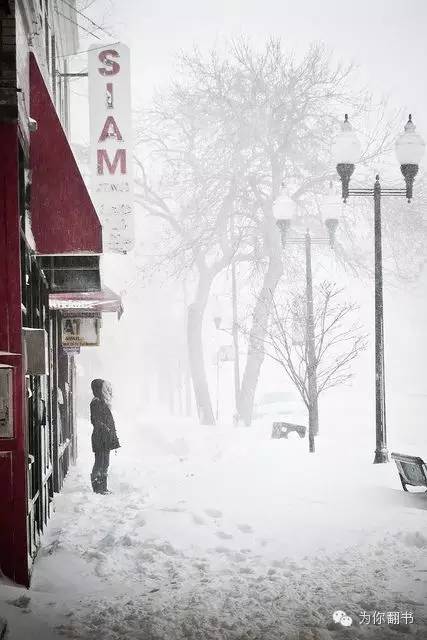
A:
[75, 0, 117, 37]
[134, 146, 255, 425]
[134, 38, 398, 426]
[258, 282, 367, 451]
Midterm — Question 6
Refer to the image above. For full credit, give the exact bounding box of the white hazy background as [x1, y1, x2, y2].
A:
[69, 0, 427, 452]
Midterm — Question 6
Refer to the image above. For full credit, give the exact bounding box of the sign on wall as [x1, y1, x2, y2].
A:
[61, 316, 100, 348]
[88, 42, 134, 253]
[0, 368, 13, 438]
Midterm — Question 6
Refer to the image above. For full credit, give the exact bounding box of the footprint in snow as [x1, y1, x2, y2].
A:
[120, 535, 134, 547]
[7, 596, 31, 609]
[216, 531, 233, 540]
[192, 514, 206, 526]
[231, 552, 246, 563]
[127, 503, 139, 511]
[84, 549, 106, 561]
[40, 539, 62, 556]
[238, 566, 255, 575]
[205, 508, 223, 519]
[99, 533, 116, 549]
[237, 523, 253, 534]
[258, 538, 269, 547]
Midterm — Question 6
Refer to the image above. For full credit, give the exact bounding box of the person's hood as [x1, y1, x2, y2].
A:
[91, 379, 105, 399]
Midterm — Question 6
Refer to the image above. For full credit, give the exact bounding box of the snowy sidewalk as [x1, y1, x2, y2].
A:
[1, 418, 427, 639]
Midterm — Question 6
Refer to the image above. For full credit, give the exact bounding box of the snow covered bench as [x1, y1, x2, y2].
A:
[391, 452, 427, 492]
[271, 422, 306, 439]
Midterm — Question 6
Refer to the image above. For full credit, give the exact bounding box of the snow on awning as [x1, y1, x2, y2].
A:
[29, 53, 102, 255]
[49, 287, 123, 319]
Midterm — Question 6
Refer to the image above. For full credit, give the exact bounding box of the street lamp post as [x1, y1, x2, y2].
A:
[333, 114, 425, 464]
[274, 186, 339, 452]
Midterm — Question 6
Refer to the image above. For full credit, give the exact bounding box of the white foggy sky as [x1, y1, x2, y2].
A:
[72, 0, 427, 141]
[111, 0, 427, 115]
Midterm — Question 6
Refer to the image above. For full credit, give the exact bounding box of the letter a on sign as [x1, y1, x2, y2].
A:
[88, 42, 134, 254]
[98, 116, 123, 142]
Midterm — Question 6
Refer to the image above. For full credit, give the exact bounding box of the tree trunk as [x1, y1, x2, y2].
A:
[308, 404, 317, 453]
[187, 270, 215, 425]
[237, 246, 283, 426]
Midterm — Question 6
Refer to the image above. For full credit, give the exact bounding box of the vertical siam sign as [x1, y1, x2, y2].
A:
[88, 43, 134, 253]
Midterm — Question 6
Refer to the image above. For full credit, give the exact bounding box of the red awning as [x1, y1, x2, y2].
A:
[30, 53, 102, 255]
[49, 287, 123, 319]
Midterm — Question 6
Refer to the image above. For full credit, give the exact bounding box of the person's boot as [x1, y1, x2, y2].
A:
[91, 475, 101, 493]
[99, 476, 111, 495]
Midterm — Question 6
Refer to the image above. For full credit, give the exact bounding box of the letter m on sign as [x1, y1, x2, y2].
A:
[97, 149, 127, 175]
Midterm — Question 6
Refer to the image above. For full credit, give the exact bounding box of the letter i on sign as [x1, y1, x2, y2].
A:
[106, 82, 114, 109]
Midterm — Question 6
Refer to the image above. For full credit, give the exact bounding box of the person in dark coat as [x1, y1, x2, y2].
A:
[90, 379, 120, 494]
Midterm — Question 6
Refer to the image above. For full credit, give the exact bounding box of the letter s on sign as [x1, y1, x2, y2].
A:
[98, 49, 120, 76]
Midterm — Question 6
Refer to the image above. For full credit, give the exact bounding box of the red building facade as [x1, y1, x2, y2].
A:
[0, 0, 117, 585]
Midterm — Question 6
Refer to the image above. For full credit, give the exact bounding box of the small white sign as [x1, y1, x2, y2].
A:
[62, 317, 100, 347]
[88, 42, 134, 253]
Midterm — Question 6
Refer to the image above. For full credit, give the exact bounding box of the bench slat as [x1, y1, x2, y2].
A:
[391, 452, 427, 491]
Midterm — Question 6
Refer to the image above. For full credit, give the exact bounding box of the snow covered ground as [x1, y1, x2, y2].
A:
[1, 410, 427, 640]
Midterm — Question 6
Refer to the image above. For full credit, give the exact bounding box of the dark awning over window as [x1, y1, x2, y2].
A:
[29, 53, 102, 255]
[49, 287, 124, 319]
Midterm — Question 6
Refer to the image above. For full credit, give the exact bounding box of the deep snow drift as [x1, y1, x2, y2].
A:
[1, 411, 427, 639]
